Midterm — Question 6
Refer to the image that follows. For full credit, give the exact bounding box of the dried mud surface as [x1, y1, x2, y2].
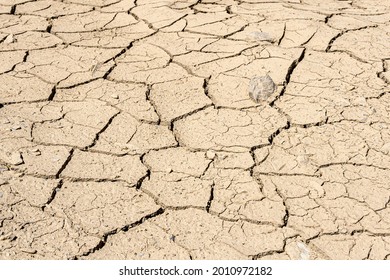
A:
[1, 0, 389, 260]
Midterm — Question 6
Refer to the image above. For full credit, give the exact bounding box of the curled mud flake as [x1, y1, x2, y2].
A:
[11, 125, 21, 131]
[248, 75, 276, 103]
[20, 248, 38, 255]
[0, 232, 15, 241]
[247, 31, 274, 43]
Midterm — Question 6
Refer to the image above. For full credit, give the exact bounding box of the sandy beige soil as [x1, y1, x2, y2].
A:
[0, 0, 389, 260]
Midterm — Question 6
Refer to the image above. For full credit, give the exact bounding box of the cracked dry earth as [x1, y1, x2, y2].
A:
[0, 0, 390, 261]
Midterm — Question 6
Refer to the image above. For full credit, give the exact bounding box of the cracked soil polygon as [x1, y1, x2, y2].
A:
[1, 0, 389, 260]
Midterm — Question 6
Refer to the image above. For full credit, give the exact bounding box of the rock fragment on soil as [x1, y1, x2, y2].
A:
[247, 31, 274, 42]
[4, 34, 15, 44]
[9, 152, 24, 165]
[206, 150, 216, 159]
[248, 75, 276, 103]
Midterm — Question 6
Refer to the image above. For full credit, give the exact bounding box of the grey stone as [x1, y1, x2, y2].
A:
[248, 75, 276, 103]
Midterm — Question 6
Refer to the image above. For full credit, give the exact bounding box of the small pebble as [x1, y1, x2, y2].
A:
[206, 150, 216, 160]
[28, 147, 41, 156]
[381, 143, 390, 153]
[111, 94, 119, 99]
[335, 98, 350, 107]
[9, 152, 24, 165]
[4, 33, 15, 44]
[352, 97, 367, 106]
[339, 228, 348, 234]
[296, 154, 308, 164]
[297, 242, 310, 260]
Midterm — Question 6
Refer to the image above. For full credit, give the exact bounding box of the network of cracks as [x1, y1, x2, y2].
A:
[0, 0, 389, 260]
